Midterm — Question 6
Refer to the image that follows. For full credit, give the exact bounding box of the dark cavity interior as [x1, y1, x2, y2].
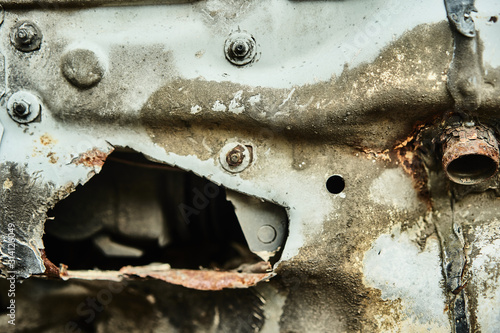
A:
[43, 150, 262, 271]
[446, 154, 498, 184]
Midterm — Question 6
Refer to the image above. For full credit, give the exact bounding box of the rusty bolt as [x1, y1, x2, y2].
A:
[220, 142, 253, 173]
[11, 21, 42, 52]
[226, 145, 245, 167]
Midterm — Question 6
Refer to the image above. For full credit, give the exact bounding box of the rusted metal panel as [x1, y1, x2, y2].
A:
[71, 148, 113, 169]
[59, 262, 273, 291]
[121, 264, 273, 291]
[0, 0, 499, 332]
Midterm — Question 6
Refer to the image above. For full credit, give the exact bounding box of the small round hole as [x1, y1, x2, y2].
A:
[326, 175, 345, 194]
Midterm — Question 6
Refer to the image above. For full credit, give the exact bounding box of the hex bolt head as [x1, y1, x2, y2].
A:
[219, 142, 253, 173]
[257, 225, 277, 244]
[224, 30, 257, 66]
[10, 21, 42, 52]
[7, 91, 41, 124]
[226, 145, 245, 167]
[231, 40, 250, 58]
[12, 102, 29, 117]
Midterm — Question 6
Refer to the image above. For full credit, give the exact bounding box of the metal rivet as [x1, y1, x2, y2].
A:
[61, 48, 106, 89]
[10, 21, 42, 52]
[258, 225, 277, 244]
[224, 30, 257, 66]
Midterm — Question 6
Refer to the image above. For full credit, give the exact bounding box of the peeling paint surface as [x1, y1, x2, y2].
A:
[369, 168, 419, 211]
[363, 224, 450, 331]
[469, 222, 500, 332]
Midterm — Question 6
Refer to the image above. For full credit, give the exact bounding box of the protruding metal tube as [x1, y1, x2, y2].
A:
[442, 125, 499, 185]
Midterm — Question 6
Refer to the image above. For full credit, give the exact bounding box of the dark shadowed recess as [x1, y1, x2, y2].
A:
[43, 149, 262, 271]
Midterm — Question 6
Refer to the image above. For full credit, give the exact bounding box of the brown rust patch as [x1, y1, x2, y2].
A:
[358, 148, 391, 162]
[356, 119, 434, 206]
[72, 148, 112, 169]
[393, 122, 432, 207]
[39, 133, 57, 146]
[441, 125, 499, 185]
[39, 249, 61, 278]
[47, 152, 58, 164]
[120, 264, 273, 291]
[59, 262, 273, 290]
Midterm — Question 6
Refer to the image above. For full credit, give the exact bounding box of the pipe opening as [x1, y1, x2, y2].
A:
[446, 154, 498, 184]
[441, 125, 499, 185]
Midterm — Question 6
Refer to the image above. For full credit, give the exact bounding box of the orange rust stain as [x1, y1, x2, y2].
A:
[39, 249, 61, 279]
[393, 124, 431, 208]
[60, 264, 69, 277]
[358, 148, 391, 162]
[47, 152, 58, 164]
[72, 148, 111, 168]
[120, 265, 273, 291]
[40, 133, 57, 146]
[394, 123, 426, 150]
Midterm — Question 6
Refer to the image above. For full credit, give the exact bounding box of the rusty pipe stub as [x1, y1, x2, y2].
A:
[441, 125, 499, 185]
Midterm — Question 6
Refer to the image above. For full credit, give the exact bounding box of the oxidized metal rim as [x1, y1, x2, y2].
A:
[442, 125, 499, 185]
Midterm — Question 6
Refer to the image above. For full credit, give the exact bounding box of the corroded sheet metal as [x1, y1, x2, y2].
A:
[0, 0, 499, 332]
[441, 125, 499, 185]
[121, 265, 273, 291]
[60, 263, 273, 291]
[71, 148, 113, 170]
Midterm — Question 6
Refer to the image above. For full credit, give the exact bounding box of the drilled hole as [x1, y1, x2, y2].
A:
[326, 175, 345, 194]
[446, 154, 497, 184]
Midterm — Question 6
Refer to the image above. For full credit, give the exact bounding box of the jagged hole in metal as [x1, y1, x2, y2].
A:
[43, 150, 264, 271]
